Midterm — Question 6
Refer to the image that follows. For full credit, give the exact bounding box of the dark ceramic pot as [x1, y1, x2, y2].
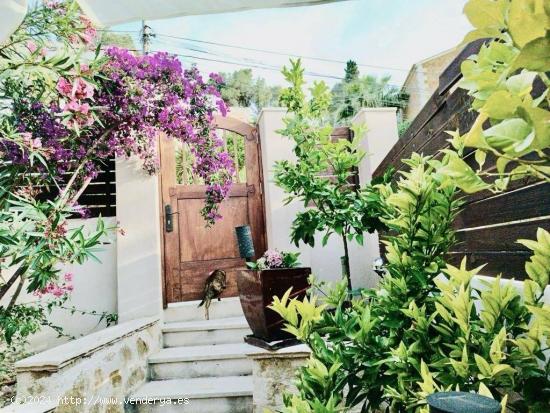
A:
[237, 267, 311, 342]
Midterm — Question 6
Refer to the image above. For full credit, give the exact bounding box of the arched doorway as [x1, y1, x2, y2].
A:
[159, 116, 267, 304]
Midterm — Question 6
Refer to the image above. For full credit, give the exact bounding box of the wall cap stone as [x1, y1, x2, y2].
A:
[257, 107, 287, 123]
[246, 344, 310, 360]
[15, 317, 159, 373]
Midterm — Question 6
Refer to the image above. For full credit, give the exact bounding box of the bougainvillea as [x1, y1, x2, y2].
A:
[3, 44, 232, 223]
[97, 47, 233, 222]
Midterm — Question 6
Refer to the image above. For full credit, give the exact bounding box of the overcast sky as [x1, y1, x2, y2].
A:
[113, 0, 471, 89]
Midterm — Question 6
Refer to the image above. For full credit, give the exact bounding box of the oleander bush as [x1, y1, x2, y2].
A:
[0, 0, 231, 347]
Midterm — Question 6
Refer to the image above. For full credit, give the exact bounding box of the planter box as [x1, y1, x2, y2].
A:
[237, 267, 311, 342]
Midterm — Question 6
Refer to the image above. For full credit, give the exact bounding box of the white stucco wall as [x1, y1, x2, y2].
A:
[115, 156, 163, 322]
[352, 108, 399, 288]
[257, 108, 398, 289]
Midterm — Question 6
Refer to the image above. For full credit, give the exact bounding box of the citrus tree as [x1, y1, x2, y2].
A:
[274, 59, 387, 291]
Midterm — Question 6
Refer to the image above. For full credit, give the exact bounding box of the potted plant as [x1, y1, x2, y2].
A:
[237, 250, 311, 344]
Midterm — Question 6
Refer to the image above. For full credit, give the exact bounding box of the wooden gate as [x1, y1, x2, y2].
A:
[373, 39, 550, 280]
[159, 116, 266, 304]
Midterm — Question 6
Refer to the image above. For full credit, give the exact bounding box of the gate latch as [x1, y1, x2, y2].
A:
[165, 204, 177, 233]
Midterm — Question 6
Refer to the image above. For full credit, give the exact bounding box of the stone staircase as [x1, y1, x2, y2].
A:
[128, 297, 255, 413]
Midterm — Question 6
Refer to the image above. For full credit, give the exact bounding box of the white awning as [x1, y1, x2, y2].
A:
[1, 0, 348, 45]
[75, 0, 349, 27]
[0, 0, 27, 46]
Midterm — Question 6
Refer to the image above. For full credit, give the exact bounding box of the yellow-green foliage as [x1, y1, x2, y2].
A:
[442, 0, 550, 190]
[272, 173, 550, 412]
[270, 1, 550, 412]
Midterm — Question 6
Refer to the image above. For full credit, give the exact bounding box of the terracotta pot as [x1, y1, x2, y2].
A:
[237, 267, 311, 342]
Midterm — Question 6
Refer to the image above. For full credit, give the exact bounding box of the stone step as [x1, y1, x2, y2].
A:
[149, 343, 255, 380]
[162, 317, 251, 347]
[127, 376, 253, 413]
[164, 297, 244, 323]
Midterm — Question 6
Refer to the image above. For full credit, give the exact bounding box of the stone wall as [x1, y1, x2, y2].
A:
[247, 345, 310, 413]
[402, 47, 460, 121]
[10, 317, 160, 413]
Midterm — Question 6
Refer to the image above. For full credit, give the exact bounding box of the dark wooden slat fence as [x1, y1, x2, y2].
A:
[372, 40, 550, 280]
[39, 159, 116, 218]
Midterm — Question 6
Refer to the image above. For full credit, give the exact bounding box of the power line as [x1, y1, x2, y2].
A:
[151, 39, 432, 94]
[155, 32, 413, 73]
[102, 30, 421, 74]
[101, 30, 432, 92]
[149, 49, 345, 80]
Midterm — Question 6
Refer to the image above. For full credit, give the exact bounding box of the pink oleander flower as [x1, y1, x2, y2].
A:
[64, 272, 73, 282]
[72, 77, 95, 100]
[56, 77, 72, 96]
[20, 132, 42, 150]
[62, 100, 93, 127]
[62, 100, 90, 114]
[78, 15, 97, 45]
[26, 40, 37, 53]
[33, 280, 73, 298]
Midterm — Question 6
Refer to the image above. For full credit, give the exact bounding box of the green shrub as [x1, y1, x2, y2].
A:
[271, 2, 550, 411]
[272, 154, 550, 412]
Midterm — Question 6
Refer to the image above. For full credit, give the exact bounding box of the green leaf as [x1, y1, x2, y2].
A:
[510, 33, 550, 72]
[505, 70, 537, 97]
[463, 0, 506, 30]
[474, 150, 487, 170]
[474, 354, 492, 378]
[483, 118, 534, 154]
[481, 91, 521, 120]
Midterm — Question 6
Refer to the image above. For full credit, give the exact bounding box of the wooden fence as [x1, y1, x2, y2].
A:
[372, 39, 550, 280]
[40, 158, 116, 218]
[79, 158, 116, 218]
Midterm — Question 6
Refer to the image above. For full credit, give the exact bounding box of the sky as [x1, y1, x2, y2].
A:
[112, 0, 472, 90]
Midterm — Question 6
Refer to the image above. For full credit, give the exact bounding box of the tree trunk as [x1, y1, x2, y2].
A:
[341, 233, 352, 292]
